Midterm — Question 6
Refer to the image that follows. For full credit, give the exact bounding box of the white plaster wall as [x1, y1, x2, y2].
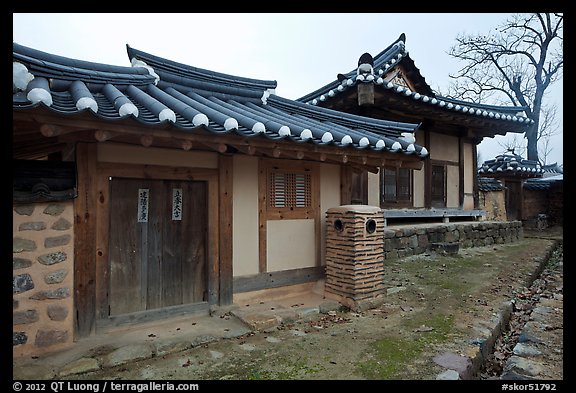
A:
[97, 143, 218, 168]
[367, 171, 380, 207]
[413, 167, 425, 207]
[232, 155, 259, 277]
[320, 163, 340, 266]
[430, 133, 459, 162]
[463, 142, 475, 209]
[266, 219, 316, 272]
[447, 165, 460, 208]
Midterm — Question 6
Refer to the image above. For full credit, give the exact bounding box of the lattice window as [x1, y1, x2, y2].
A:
[269, 171, 312, 209]
[381, 166, 413, 207]
[431, 164, 446, 207]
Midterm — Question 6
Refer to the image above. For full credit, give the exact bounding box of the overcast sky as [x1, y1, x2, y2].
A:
[13, 13, 563, 166]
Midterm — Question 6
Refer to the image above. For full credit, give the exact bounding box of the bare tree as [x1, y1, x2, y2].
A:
[495, 103, 560, 164]
[447, 13, 563, 163]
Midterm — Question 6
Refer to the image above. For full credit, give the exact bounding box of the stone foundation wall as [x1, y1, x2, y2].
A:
[382, 221, 523, 260]
[13, 201, 74, 358]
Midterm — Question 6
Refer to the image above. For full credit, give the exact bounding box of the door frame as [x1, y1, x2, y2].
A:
[93, 162, 220, 329]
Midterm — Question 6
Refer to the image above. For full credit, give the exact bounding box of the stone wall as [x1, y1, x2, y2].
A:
[13, 201, 74, 358]
[382, 221, 523, 260]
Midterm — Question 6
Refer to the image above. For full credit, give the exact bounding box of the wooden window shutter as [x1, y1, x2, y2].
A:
[269, 171, 311, 209]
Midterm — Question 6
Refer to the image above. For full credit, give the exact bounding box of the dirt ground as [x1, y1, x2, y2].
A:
[65, 227, 563, 381]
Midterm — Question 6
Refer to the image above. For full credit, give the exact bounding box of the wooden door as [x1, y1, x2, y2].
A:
[505, 180, 522, 221]
[108, 178, 207, 316]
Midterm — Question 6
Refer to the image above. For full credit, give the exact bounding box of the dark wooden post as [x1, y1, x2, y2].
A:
[218, 154, 233, 305]
[73, 142, 97, 338]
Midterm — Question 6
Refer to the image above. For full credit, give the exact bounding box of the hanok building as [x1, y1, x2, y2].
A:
[13, 34, 532, 357]
[478, 151, 544, 221]
[298, 34, 533, 223]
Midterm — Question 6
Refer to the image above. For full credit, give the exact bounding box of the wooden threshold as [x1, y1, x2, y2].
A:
[233, 266, 325, 294]
[95, 302, 209, 333]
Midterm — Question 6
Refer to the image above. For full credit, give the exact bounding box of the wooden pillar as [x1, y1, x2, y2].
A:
[424, 129, 431, 208]
[257, 159, 267, 274]
[73, 142, 98, 338]
[340, 166, 353, 205]
[218, 154, 233, 305]
[458, 134, 465, 208]
[472, 142, 479, 209]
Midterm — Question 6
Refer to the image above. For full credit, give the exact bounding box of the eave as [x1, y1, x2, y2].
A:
[13, 108, 424, 173]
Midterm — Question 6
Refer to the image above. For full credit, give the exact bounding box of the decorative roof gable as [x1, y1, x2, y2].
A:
[297, 34, 533, 132]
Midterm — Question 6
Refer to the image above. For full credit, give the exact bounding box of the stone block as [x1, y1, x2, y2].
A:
[47, 305, 69, 321]
[29, 287, 70, 300]
[100, 344, 154, 368]
[38, 251, 68, 265]
[51, 217, 72, 230]
[13, 332, 28, 346]
[14, 205, 35, 215]
[44, 235, 71, 248]
[19, 222, 47, 231]
[13, 237, 37, 253]
[13, 257, 32, 270]
[43, 204, 65, 216]
[44, 269, 68, 284]
[58, 358, 100, 377]
[13, 309, 39, 325]
[35, 329, 69, 347]
[13, 273, 34, 293]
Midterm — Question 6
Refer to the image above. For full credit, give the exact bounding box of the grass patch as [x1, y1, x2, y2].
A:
[357, 313, 455, 379]
[244, 355, 324, 380]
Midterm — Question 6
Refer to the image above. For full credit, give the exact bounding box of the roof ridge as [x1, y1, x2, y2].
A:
[126, 44, 277, 91]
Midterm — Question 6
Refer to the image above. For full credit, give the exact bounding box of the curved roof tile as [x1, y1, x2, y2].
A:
[478, 152, 544, 178]
[13, 42, 428, 157]
[296, 34, 533, 127]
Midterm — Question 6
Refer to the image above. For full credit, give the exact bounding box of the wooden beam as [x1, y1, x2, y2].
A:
[74, 142, 98, 338]
[399, 160, 424, 170]
[233, 266, 325, 293]
[40, 124, 61, 137]
[202, 142, 228, 154]
[94, 130, 115, 142]
[218, 154, 233, 306]
[181, 140, 193, 151]
[140, 134, 154, 147]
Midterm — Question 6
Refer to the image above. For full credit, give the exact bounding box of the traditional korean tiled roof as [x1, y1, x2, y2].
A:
[477, 177, 504, 192]
[12, 42, 429, 157]
[297, 33, 534, 128]
[541, 162, 563, 175]
[478, 152, 544, 178]
[13, 160, 77, 203]
[523, 174, 563, 190]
